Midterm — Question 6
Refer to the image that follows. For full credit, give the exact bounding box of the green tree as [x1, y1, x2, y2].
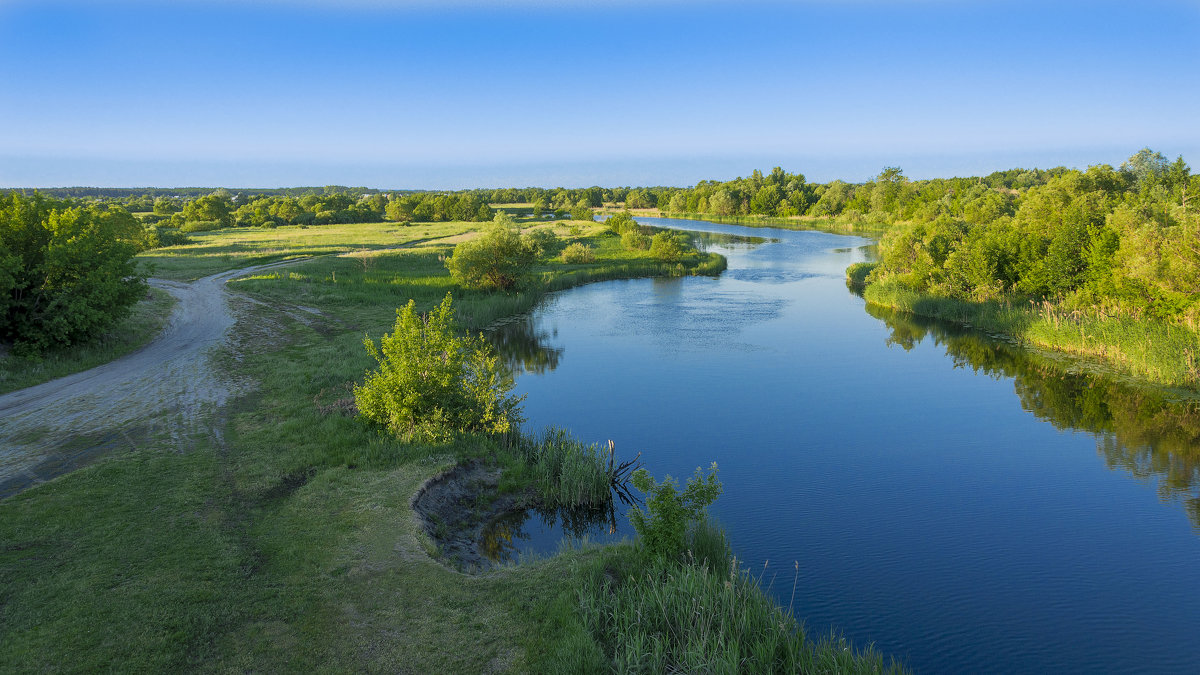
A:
[445, 213, 536, 290]
[0, 195, 147, 352]
[354, 293, 524, 442]
[182, 194, 234, 228]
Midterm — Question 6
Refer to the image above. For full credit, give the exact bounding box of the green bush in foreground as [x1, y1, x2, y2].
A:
[629, 463, 722, 561]
[354, 292, 525, 442]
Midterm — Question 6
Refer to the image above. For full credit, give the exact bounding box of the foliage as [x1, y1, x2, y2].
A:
[524, 227, 561, 258]
[559, 242, 595, 264]
[354, 292, 525, 442]
[445, 213, 538, 290]
[0, 194, 147, 352]
[620, 230, 651, 250]
[628, 463, 722, 561]
[569, 204, 593, 222]
[604, 210, 638, 235]
[861, 151, 1200, 329]
[649, 231, 691, 261]
[179, 219, 222, 233]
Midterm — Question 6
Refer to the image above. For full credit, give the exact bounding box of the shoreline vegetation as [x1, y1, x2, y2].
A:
[847, 262, 1200, 394]
[1, 213, 897, 672]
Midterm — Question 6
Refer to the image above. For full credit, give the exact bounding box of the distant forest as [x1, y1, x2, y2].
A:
[5, 148, 1197, 323]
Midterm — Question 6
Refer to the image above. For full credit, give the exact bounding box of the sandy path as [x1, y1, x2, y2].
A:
[0, 260, 298, 497]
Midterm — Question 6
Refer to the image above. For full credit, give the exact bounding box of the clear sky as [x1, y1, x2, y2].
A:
[2, 0, 1198, 188]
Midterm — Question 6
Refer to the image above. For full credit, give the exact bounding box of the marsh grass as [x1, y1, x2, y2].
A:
[862, 278, 1200, 390]
[502, 428, 619, 508]
[0, 287, 177, 395]
[558, 538, 900, 675]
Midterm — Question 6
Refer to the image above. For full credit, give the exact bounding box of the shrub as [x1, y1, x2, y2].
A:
[524, 227, 561, 258]
[0, 194, 147, 352]
[605, 210, 638, 235]
[179, 220, 221, 233]
[354, 293, 525, 442]
[559, 242, 595, 264]
[621, 230, 651, 250]
[628, 463, 722, 561]
[570, 204, 593, 222]
[446, 213, 537, 290]
[649, 232, 691, 262]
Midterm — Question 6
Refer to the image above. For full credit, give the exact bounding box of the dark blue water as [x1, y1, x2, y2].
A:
[490, 217, 1200, 674]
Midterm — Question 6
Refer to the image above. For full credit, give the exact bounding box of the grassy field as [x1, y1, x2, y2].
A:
[0, 287, 177, 395]
[1, 218, 891, 672]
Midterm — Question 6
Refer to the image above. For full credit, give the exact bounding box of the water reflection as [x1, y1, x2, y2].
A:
[487, 314, 564, 375]
[866, 303, 1200, 528]
[480, 502, 620, 563]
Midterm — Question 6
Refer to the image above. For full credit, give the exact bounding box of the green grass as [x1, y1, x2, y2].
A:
[138, 220, 479, 281]
[860, 276, 1200, 391]
[0, 218, 889, 673]
[0, 287, 177, 395]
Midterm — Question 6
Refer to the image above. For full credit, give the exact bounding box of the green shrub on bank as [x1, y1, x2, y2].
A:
[629, 464, 722, 561]
[559, 242, 595, 264]
[649, 231, 691, 262]
[354, 292, 525, 442]
[1, 194, 147, 352]
[620, 230, 651, 250]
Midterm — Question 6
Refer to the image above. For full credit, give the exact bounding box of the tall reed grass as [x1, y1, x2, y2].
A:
[577, 547, 898, 674]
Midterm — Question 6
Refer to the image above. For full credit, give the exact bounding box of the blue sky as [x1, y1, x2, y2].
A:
[2, 0, 1198, 188]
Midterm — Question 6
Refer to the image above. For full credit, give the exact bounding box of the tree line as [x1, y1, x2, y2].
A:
[863, 149, 1199, 323]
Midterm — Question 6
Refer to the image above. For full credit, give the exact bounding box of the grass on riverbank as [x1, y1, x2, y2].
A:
[855, 268, 1200, 391]
[5, 217, 886, 673]
[0, 287, 177, 395]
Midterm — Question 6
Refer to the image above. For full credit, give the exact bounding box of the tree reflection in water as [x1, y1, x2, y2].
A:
[486, 314, 564, 376]
[866, 303, 1200, 529]
[479, 502, 619, 564]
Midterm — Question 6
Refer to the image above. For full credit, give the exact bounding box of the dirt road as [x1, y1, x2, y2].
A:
[0, 261, 295, 497]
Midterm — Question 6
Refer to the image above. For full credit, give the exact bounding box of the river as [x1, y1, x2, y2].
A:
[489, 217, 1200, 673]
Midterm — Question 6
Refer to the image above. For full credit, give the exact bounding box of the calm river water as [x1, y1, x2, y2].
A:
[489, 217, 1200, 673]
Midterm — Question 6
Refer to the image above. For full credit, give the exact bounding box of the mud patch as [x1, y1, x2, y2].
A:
[410, 462, 529, 573]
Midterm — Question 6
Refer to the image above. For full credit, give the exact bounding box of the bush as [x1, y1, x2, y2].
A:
[649, 232, 691, 262]
[559, 242, 595, 264]
[354, 293, 525, 442]
[524, 227, 561, 258]
[628, 463, 722, 561]
[0, 194, 147, 352]
[179, 220, 221, 233]
[604, 210, 638, 235]
[446, 213, 537, 290]
[570, 204, 593, 222]
[620, 230, 651, 250]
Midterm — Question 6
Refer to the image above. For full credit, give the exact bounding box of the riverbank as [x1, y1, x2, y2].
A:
[849, 262, 1200, 393]
[599, 207, 890, 236]
[1, 218, 897, 672]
